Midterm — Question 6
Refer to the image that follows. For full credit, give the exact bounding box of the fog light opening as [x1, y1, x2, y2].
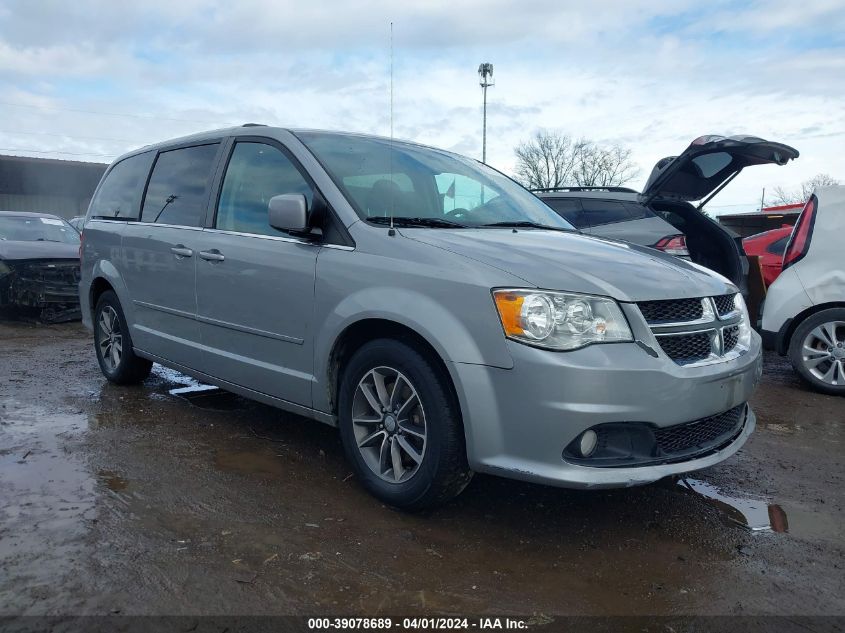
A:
[579, 430, 598, 457]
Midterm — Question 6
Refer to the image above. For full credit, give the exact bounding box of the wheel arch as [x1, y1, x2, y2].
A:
[325, 318, 464, 423]
[781, 302, 845, 354]
[89, 277, 115, 316]
[86, 259, 134, 325]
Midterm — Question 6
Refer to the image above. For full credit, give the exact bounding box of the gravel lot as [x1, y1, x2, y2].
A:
[0, 319, 843, 618]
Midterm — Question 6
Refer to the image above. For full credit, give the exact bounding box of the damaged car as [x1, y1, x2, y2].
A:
[0, 211, 82, 322]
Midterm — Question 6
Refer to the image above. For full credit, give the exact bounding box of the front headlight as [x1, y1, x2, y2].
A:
[735, 293, 752, 348]
[0, 260, 10, 275]
[493, 289, 633, 350]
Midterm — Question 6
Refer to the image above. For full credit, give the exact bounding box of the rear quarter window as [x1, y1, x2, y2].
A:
[88, 151, 155, 220]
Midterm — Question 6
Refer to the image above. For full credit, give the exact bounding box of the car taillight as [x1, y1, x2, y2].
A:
[783, 195, 817, 270]
[78, 230, 84, 259]
[653, 234, 689, 257]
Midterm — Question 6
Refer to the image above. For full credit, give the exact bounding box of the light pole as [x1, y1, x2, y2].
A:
[478, 63, 494, 164]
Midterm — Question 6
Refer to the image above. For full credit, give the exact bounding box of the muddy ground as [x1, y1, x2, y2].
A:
[0, 320, 842, 618]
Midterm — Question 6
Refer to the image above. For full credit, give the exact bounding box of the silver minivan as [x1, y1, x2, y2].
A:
[80, 126, 762, 509]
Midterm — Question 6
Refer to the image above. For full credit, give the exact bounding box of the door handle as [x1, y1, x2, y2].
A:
[199, 249, 225, 262]
[170, 245, 193, 258]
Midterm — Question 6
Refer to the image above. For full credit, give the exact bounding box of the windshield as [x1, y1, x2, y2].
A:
[296, 132, 575, 230]
[0, 216, 80, 244]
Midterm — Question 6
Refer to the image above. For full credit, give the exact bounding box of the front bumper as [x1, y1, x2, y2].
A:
[451, 333, 762, 489]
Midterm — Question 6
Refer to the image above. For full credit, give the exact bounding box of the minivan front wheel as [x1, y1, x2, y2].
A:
[94, 290, 152, 385]
[352, 366, 428, 484]
[788, 308, 845, 396]
[338, 339, 472, 510]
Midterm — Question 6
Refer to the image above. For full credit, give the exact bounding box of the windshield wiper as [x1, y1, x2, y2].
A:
[480, 221, 571, 231]
[368, 216, 467, 228]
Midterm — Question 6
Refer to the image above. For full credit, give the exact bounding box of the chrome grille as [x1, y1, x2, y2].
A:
[723, 325, 740, 353]
[655, 405, 745, 455]
[637, 298, 703, 324]
[654, 332, 713, 365]
[638, 294, 746, 366]
[713, 293, 737, 317]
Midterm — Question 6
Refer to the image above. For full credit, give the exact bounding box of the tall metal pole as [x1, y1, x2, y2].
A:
[478, 63, 493, 165]
[482, 83, 487, 165]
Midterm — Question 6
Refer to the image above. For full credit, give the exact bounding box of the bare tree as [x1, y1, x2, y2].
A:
[769, 173, 840, 205]
[514, 130, 585, 189]
[574, 143, 640, 187]
[513, 129, 639, 189]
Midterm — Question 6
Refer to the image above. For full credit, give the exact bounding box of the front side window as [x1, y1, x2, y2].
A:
[216, 142, 314, 236]
[141, 144, 219, 226]
[89, 151, 155, 220]
[297, 132, 574, 230]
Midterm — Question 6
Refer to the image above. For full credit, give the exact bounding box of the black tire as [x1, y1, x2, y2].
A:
[338, 338, 472, 510]
[788, 307, 845, 396]
[93, 290, 152, 385]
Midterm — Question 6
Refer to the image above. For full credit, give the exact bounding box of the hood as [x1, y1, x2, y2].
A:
[400, 228, 735, 302]
[641, 135, 799, 205]
[0, 240, 80, 261]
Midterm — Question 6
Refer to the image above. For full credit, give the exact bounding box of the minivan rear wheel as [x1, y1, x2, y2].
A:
[788, 308, 845, 396]
[94, 290, 152, 385]
[338, 339, 472, 510]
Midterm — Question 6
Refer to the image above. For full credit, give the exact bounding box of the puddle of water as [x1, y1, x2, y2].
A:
[680, 479, 840, 543]
[150, 365, 207, 390]
[174, 389, 248, 411]
[150, 365, 248, 411]
[98, 470, 129, 492]
[169, 384, 219, 396]
[214, 449, 288, 478]
[678, 478, 787, 533]
[0, 403, 96, 603]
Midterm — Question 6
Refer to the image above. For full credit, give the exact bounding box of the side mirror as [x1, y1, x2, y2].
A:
[268, 194, 308, 232]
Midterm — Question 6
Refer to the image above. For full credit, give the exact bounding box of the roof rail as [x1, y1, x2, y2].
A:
[531, 186, 638, 194]
[241, 123, 267, 127]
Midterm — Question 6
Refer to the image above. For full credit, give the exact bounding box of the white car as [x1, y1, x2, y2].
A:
[761, 186, 845, 395]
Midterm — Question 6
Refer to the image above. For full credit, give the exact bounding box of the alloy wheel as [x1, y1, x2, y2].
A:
[351, 366, 427, 483]
[801, 320, 845, 386]
[97, 305, 123, 372]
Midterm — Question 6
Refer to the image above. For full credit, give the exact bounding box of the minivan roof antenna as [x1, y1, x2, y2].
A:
[390, 21, 394, 142]
[389, 21, 395, 235]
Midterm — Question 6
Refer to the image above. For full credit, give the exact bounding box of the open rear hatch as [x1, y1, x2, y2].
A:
[639, 135, 799, 287]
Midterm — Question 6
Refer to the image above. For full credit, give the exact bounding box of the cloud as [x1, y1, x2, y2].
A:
[0, 0, 842, 208]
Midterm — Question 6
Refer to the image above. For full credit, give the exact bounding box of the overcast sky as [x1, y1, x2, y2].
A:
[1, 0, 843, 213]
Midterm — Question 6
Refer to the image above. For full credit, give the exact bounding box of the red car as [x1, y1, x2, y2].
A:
[742, 225, 793, 287]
